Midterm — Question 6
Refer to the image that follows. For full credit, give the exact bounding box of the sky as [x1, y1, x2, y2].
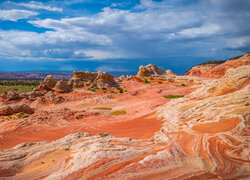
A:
[0, 0, 249, 75]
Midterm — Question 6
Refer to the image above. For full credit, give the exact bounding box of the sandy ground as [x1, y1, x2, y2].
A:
[0, 80, 195, 149]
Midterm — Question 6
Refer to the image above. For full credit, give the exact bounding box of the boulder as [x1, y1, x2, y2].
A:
[0, 106, 13, 116]
[165, 69, 177, 76]
[0, 104, 34, 116]
[117, 75, 133, 82]
[6, 91, 20, 100]
[43, 91, 64, 104]
[54, 80, 72, 93]
[137, 64, 166, 78]
[38, 75, 56, 90]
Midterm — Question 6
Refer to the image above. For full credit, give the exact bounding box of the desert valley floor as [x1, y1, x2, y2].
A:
[0, 53, 249, 179]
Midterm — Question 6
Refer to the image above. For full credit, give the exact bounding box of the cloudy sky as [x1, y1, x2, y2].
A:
[0, 0, 249, 75]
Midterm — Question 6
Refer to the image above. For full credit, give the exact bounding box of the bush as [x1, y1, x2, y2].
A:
[111, 110, 127, 115]
[94, 107, 112, 110]
[158, 81, 163, 84]
[163, 95, 184, 99]
[181, 84, 186, 87]
[101, 87, 107, 90]
[88, 88, 96, 92]
[76, 115, 84, 119]
[144, 79, 150, 84]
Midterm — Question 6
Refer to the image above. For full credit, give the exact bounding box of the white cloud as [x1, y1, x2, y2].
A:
[8, 1, 62, 12]
[84, 50, 126, 60]
[0, 9, 38, 21]
[177, 23, 221, 38]
[96, 65, 128, 72]
[0, 0, 249, 62]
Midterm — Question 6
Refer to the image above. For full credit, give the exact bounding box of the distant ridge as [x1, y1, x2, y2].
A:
[0, 72, 72, 80]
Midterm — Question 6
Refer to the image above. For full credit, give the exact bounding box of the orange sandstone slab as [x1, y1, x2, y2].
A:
[192, 117, 242, 134]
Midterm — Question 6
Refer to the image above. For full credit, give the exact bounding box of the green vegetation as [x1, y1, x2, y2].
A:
[65, 148, 70, 151]
[76, 115, 84, 119]
[117, 87, 124, 93]
[94, 107, 112, 110]
[181, 84, 186, 87]
[101, 87, 107, 90]
[111, 110, 127, 115]
[16, 112, 30, 119]
[163, 95, 185, 99]
[158, 81, 163, 84]
[0, 80, 40, 94]
[110, 90, 117, 94]
[88, 88, 96, 92]
[143, 79, 150, 84]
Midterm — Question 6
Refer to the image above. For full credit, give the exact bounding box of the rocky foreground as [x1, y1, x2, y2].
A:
[0, 54, 249, 179]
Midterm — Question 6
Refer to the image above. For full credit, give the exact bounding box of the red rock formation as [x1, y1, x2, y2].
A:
[68, 71, 118, 89]
[184, 52, 250, 78]
[0, 64, 249, 179]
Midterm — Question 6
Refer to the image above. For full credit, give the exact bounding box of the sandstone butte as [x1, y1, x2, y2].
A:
[0, 54, 249, 180]
[184, 52, 250, 78]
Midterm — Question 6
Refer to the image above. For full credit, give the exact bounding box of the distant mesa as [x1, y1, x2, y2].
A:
[184, 52, 250, 78]
[0, 72, 72, 80]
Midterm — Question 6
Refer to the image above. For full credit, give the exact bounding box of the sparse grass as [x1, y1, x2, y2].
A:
[163, 95, 184, 99]
[94, 107, 112, 110]
[111, 110, 127, 115]
[76, 115, 84, 119]
[22, 114, 30, 118]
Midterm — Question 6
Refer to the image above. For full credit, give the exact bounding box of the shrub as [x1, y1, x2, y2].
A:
[110, 90, 117, 94]
[163, 95, 184, 99]
[76, 115, 84, 119]
[158, 81, 163, 84]
[144, 79, 150, 84]
[101, 87, 107, 90]
[88, 88, 96, 92]
[181, 84, 186, 87]
[65, 148, 70, 151]
[94, 107, 112, 110]
[111, 110, 127, 115]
